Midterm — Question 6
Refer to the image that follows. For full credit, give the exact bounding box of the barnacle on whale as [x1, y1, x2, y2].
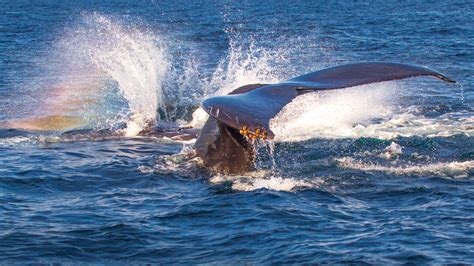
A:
[240, 125, 269, 140]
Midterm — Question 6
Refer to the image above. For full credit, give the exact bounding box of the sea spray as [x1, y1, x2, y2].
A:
[187, 35, 291, 128]
[188, 30, 330, 128]
[21, 13, 173, 135]
[32, 14, 335, 134]
[270, 82, 398, 141]
[251, 139, 279, 173]
[209, 35, 287, 96]
[76, 13, 170, 136]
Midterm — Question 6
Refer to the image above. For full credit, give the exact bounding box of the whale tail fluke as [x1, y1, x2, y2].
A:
[282, 62, 456, 90]
[201, 62, 456, 140]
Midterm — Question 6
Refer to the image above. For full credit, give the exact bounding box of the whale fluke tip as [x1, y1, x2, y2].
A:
[436, 74, 456, 83]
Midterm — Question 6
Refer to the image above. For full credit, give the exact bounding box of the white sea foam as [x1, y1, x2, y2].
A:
[208, 157, 473, 192]
[188, 107, 209, 129]
[271, 84, 474, 141]
[336, 157, 474, 179]
[209, 172, 319, 192]
[271, 83, 397, 141]
[381, 141, 404, 160]
[0, 136, 33, 146]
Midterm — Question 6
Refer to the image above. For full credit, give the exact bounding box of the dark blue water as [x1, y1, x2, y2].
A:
[1, 0, 473, 264]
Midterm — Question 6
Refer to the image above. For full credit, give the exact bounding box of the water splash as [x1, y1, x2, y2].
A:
[271, 83, 397, 141]
[208, 34, 290, 96]
[7, 13, 172, 135]
[271, 83, 474, 141]
[188, 29, 331, 128]
[17, 15, 335, 134]
[188, 34, 292, 128]
[72, 13, 170, 136]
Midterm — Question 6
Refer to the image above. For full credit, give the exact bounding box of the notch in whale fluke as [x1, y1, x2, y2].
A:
[201, 62, 456, 139]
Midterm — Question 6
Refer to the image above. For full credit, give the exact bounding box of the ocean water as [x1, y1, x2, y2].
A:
[1, 0, 473, 264]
